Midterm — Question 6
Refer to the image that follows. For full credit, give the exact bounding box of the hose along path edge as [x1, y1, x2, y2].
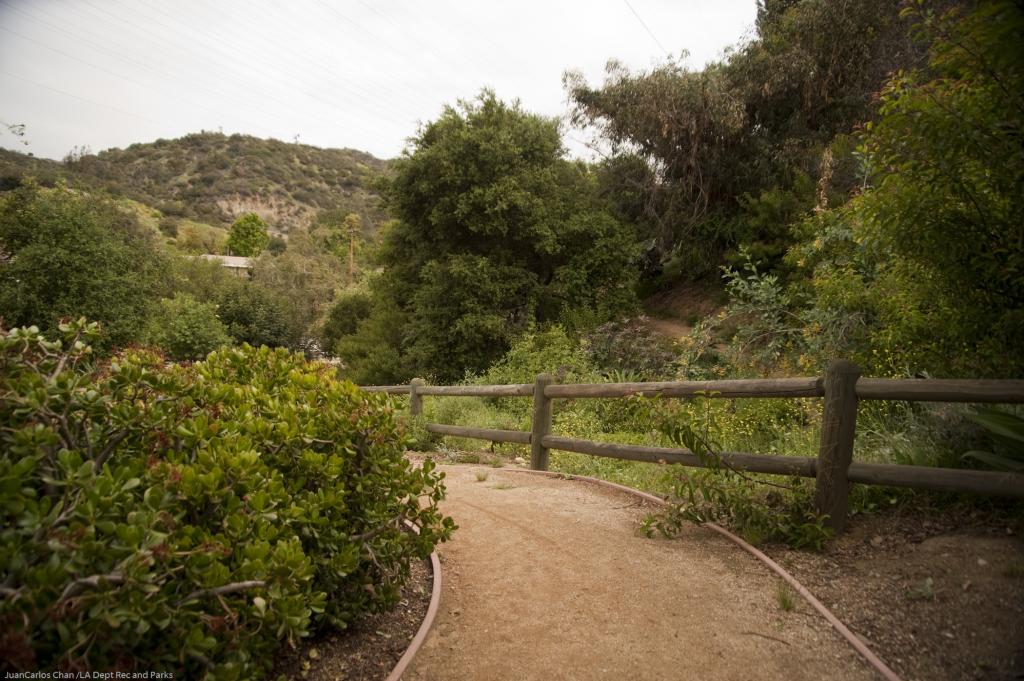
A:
[385, 526, 443, 681]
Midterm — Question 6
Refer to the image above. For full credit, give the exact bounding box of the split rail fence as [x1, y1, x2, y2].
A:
[362, 361, 1024, 532]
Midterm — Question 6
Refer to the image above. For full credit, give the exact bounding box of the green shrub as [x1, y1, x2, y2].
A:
[334, 300, 411, 385]
[0, 321, 453, 678]
[644, 396, 831, 550]
[0, 182, 168, 352]
[226, 213, 269, 257]
[158, 216, 180, 238]
[585, 319, 678, 380]
[267, 235, 287, 255]
[480, 326, 594, 386]
[215, 284, 295, 350]
[145, 295, 231, 361]
[321, 290, 373, 351]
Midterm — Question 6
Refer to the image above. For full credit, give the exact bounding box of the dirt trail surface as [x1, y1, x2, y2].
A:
[406, 465, 878, 681]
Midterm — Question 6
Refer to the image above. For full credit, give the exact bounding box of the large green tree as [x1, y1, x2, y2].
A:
[565, 0, 921, 277]
[0, 182, 167, 350]
[340, 91, 639, 383]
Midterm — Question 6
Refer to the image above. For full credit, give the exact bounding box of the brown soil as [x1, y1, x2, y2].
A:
[642, 315, 694, 340]
[272, 558, 431, 681]
[405, 465, 877, 681]
[643, 277, 726, 322]
[769, 508, 1024, 681]
[640, 276, 727, 344]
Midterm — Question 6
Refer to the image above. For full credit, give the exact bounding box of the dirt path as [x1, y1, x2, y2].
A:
[406, 465, 878, 681]
[642, 315, 693, 340]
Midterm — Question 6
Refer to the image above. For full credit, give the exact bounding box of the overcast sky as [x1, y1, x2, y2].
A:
[0, 0, 757, 161]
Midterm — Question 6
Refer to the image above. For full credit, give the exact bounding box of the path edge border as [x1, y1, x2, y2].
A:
[384, 536, 443, 681]
[501, 466, 903, 681]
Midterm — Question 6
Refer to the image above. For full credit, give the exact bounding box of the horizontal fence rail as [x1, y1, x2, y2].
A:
[855, 378, 1024, 403]
[425, 423, 532, 445]
[360, 363, 1024, 532]
[541, 436, 818, 478]
[361, 385, 409, 395]
[545, 377, 825, 399]
[418, 384, 534, 397]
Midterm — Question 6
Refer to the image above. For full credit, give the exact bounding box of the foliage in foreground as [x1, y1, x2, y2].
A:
[0, 321, 454, 679]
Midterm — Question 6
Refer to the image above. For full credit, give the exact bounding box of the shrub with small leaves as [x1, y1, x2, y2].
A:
[0, 320, 454, 679]
[641, 395, 831, 550]
[145, 294, 231, 361]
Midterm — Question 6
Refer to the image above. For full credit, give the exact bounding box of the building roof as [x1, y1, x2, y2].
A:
[197, 254, 253, 269]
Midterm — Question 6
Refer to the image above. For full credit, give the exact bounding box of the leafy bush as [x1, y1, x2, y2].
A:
[215, 284, 295, 350]
[267, 235, 287, 255]
[250, 233, 345, 351]
[585, 319, 677, 380]
[334, 299, 411, 385]
[226, 213, 269, 257]
[145, 295, 231, 361]
[783, 1, 1024, 378]
[479, 326, 593, 387]
[0, 182, 168, 351]
[644, 396, 831, 550]
[962, 408, 1024, 472]
[321, 290, 373, 351]
[0, 321, 453, 678]
[158, 216, 180, 238]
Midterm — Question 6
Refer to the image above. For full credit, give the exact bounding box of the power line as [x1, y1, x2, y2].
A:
[0, 69, 167, 129]
[622, 0, 671, 58]
[0, 24, 285, 139]
[123, 0, 405, 119]
[51, 0, 402, 142]
[0, 1, 306, 139]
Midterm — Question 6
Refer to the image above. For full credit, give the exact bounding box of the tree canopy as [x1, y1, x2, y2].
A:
[0, 183, 167, 350]
[336, 91, 640, 383]
[789, 0, 1024, 377]
[564, 0, 921, 276]
[227, 212, 270, 256]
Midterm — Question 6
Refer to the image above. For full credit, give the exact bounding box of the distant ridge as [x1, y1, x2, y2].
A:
[0, 131, 388, 232]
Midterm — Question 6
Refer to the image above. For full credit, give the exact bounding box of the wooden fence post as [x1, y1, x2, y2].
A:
[409, 378, 425, 416]
[815, 360, 861, 533]
[530, 373, 554, 470]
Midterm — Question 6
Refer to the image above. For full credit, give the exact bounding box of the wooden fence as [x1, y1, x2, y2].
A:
[362, 361, 1024, 532]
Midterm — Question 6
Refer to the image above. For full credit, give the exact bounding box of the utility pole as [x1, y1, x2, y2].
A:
[343, 212, 360, 287]
[348, 222, 355, 287]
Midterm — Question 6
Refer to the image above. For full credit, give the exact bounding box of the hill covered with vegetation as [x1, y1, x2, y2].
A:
[0, 131, 388, 232]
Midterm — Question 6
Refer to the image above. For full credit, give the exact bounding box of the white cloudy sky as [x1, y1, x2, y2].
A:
[0, 0, 757, 161]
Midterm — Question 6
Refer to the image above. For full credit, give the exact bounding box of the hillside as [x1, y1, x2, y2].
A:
[0, 132, 388, 232]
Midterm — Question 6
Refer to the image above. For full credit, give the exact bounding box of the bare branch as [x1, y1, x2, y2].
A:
[59, 571, 125, 601]
[177, 580, 266, 606]
[93, 430, 130, 471]
[348, 511, 407, 543]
